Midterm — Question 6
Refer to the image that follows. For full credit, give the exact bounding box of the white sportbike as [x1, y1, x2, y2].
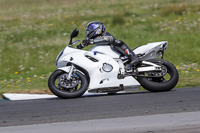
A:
[48, 29, 179, 99]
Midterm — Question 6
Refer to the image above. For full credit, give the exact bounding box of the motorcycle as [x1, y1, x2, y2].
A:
[48, 28, 179, 99]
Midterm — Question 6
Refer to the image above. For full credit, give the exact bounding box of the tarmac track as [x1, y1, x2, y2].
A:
[0, 87, 200, 132]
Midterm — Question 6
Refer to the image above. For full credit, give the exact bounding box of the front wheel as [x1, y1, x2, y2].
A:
[138, 59, 179, 92]
[48, 70, 88, 99]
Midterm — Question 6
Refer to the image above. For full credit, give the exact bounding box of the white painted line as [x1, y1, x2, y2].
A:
[2, 91, 108, 100]
[3, 89, 141, 101]
[3, 93, 57, 101]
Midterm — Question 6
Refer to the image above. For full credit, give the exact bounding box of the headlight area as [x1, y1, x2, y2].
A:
[56, 61, 68, 68]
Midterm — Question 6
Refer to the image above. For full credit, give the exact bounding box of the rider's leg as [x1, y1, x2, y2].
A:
[113, 40, 140, 66]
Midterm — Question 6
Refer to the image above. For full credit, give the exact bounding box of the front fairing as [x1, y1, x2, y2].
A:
[56, 46, 119, 75]
[56, 46, 83, 67]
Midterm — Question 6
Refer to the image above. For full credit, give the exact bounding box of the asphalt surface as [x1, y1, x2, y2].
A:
[1, 111, 200, 133]
[0, 87, 200, 128]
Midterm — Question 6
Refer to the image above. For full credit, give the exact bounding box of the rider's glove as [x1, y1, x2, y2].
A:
[82, 39, 93, 46]
[76, 44, 84, 49]
[76, 39, 93, 49]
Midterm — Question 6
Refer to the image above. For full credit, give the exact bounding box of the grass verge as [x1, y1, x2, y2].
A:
[0, 0, 200, 98]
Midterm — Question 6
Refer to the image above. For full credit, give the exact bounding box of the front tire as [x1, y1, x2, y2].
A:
[48, 70, 88, 99]
[138, 59, 179, 92]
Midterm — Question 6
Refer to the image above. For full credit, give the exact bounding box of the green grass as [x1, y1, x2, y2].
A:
[0, 0, 200, 97]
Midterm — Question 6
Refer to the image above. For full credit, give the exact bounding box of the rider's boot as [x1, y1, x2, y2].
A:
[128, 52, 140, 66]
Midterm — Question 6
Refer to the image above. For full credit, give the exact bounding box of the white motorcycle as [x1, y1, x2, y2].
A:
[48, 29, 179, 99]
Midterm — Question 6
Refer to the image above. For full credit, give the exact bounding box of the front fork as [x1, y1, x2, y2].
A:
[67, 64, 75, 80]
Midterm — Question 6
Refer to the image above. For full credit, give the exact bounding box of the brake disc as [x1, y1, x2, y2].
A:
[58, 73, 79, 89]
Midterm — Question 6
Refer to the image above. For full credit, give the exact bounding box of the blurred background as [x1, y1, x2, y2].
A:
[0, 0, 199, 97]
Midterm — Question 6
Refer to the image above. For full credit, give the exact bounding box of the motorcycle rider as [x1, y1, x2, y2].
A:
[77, 21, 140, 66]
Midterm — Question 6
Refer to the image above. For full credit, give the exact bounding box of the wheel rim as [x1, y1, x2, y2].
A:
[147, 61, 173, 83]
[54, 72, 82, 93]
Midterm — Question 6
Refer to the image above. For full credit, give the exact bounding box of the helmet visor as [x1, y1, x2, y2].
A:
[86, 24, 100, 38]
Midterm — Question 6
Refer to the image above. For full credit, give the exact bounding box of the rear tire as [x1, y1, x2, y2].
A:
[48, 70, 88, 99]
[138, 59, 179, 92]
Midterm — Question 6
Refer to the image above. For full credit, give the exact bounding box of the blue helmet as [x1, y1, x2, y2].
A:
[85, 21, 105, 39]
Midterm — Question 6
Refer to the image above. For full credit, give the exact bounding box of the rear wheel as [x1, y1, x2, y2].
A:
[48, 70, 88, 99]
[138, 59, 179, 92]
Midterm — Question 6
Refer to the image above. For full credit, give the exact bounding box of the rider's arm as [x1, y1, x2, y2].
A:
[91, 36, 114, 45]
[76, 33, 115, 49]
